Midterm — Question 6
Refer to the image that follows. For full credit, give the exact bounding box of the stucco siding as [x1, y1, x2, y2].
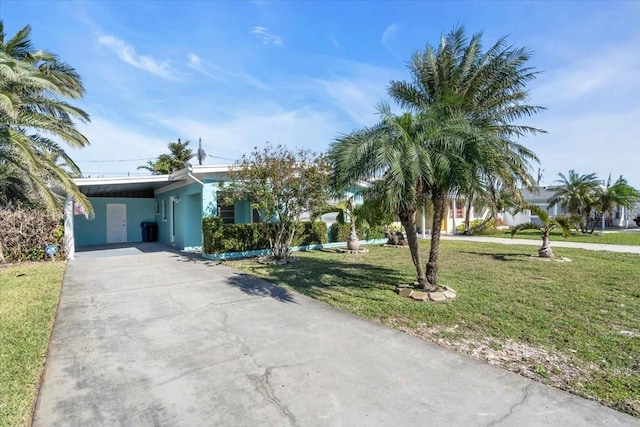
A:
[74, 197, 155, 246]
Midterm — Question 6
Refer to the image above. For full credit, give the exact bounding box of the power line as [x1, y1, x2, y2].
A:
[76, 158, 156, 163]
[207, 154, 235, 161]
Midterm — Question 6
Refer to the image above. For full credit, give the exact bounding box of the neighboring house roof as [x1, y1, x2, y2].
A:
[520, 186, 560, 205]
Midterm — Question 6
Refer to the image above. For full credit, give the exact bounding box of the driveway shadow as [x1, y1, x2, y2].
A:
[226, 273, 297, 303]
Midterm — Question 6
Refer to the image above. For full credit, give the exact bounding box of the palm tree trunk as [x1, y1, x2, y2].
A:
[539, 232, 553, 257]
[464, 199, 472, 234]
[398, 208, 427, 288]
[425, 192, 445, 290]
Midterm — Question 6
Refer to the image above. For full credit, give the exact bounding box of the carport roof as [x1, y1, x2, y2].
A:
[55, 165, 234, 198]
[74, 175, 176, 197]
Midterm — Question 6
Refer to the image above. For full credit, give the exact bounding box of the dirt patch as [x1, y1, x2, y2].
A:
[386, 320, 601, 397]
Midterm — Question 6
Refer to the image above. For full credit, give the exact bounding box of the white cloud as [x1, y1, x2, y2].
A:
[381, 23, 401, 52]
[72, 117, 169, 177]
[533, 41, 640, 103]
[529, 109, 640, 188]
[186, 52, 269, 89]
[250, 26, 283, 46]
[97, 35, 176, 79]
[148, 106, 339, 162]
[307, 60, 400, 126]
[187, 53, 201, 68]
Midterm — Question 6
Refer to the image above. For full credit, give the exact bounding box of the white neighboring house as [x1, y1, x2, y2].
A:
[501, 187, 640, 228]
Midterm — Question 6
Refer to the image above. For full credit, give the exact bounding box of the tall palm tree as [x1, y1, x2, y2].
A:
[0, 22, 92, 215]
[548, 170, 601, 231]
[388, 26, 544, 287]
[331, 103, 435, 288]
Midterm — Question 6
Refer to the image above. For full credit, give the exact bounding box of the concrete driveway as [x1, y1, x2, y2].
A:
[33, 244, 639, 426]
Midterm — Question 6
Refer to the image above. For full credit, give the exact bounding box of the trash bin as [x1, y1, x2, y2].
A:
[140, 222, 158, 242]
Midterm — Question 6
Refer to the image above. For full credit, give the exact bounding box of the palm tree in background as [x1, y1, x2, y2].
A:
[597, 174, 640, 227]
[138, 138, 195, 174]
[0, 21, 92, 215]
[547, 170, 601, 231]
[388, 26, 544, 288]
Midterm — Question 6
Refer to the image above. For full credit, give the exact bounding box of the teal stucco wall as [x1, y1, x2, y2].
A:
[156, 183, 203, 250]
[74, 197, 155, 246]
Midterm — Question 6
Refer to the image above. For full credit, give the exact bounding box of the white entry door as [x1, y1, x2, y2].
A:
[106, 204, 127, 243]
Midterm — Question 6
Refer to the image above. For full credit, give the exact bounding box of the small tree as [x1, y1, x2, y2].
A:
[138, 138, 194, 174]
[225, 143, 330, 260]
[511, 204, 578, 258]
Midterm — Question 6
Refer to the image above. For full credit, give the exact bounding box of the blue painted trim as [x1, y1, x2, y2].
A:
[201, 238, 388, 261]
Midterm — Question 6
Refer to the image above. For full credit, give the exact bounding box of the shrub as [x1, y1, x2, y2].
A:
[203, 218, 328, 254]
[363, 224, 386, 240]
[456, 218, 501, 235]
[293, 221, 328, 246]
[329, 222, 386, 242]
[329, 223, 351, 242]
[0, 209, 65, 262]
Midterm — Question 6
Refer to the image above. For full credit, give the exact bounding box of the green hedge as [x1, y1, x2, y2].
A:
[329, 223, 386, 242]
[329, 223, 351, 243]
[202, 217, 328, 254]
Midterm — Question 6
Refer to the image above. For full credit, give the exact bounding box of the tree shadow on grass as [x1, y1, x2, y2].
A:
[459, 251, 532, 262]
[232, 254, 409, 303]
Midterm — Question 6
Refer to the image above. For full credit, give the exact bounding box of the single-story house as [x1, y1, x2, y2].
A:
[502, 187, 639, 228]
[57, 165, 258, 259]
[56, 164, 365, 259]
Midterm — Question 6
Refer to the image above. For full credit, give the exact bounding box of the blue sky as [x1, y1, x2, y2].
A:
[1, 1, 639, 187]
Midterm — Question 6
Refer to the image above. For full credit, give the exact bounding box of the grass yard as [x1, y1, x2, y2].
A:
[486, 228, 640, 246]
[0, 262, 65, 427]
[229, 241, 640, 417]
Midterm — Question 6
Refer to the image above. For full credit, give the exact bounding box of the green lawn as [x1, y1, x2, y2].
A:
[229, 241, 640, 417]
[486, 228, 640, 246]
[0, 262, 65, 427]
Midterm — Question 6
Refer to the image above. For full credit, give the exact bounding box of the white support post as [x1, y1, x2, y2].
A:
[64, 194, 75, 260]
[421, 208, 426, 239]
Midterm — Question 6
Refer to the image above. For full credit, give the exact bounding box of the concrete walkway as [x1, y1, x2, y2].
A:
[34, 244, 639, 426]
[441, 234, 640, 254]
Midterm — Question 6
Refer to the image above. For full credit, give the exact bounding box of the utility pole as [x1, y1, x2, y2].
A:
[197, 137, 206, 166]
[537, 168, 544, 186]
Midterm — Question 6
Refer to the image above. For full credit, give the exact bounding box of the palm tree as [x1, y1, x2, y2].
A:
[388, 26, 544, 287]
[597, 174, 640, 228]
[511, 205, 578, 257]
[0, 163, 32, 208]
[463, 179, 523, 233]
[547, 170, 601, 232]
[0, 22, 92, 215]
[331, 103, 434, 289]
[138, 138, 194, 174]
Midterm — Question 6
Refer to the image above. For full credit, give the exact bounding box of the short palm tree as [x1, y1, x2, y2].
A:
[331, 103, 433, 289]
[511, 204, 578, 257]
[0, 22, 92, 215]
[388, 26, 544, 287]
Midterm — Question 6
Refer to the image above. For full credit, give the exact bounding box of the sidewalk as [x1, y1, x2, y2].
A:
[440, 234, 640, 254]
